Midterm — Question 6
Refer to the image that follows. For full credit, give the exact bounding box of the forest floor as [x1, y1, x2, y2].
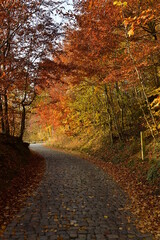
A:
[47, 133, 160, 239]
[0, 135, 45, 236]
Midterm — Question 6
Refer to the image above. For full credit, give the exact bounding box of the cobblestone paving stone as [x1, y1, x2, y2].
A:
[1, 144, 153, 240]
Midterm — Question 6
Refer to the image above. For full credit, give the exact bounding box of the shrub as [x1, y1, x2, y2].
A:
[147, 161, 160, 183]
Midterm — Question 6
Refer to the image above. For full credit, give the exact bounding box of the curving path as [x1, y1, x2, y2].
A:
[1, 144, 152, 240]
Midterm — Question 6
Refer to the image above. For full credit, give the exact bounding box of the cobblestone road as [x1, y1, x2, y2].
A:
[1, 144, 153, 240]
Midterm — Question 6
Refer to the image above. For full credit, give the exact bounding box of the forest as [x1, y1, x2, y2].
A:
[27, 0, 160, 183]
[0, 0, 160, 239]
[26, 0, 160, 144]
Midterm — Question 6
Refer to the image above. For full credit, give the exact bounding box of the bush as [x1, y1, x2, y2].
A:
[147, 161, 160, 183]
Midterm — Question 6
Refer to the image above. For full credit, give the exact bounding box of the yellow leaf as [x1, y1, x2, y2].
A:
[128, 28, 134, 37]
[123, 2, 127, 7]
[113, 1, 118, 5]
[89, 196, 94, 198]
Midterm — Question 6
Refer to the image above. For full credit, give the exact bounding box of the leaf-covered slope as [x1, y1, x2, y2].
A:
[0, 135, 45, 235]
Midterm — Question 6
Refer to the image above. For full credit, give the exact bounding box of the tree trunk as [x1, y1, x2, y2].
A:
[108, 85, 123, 141]
[104, 85, 114, 145]
[151, 54, 160, 87]
[0, 95, 5, 133]
[115, 82, 125, 134]
[4, 91, 10, 135]
[121, 7, 157, 138]
[134, 87, 155, 139]
[20, 104, 26, 140]
[11, 113, 15, 137]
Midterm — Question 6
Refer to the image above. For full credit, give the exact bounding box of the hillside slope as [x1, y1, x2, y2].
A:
[0, 135, 45, 235]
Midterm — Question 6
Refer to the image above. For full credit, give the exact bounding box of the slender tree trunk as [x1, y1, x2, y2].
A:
[108, 114, 113, 146]
[134, 87, 155, 139]
[121, 7, 157, 137]
[108, 85, 122, 141]
[20, 104, 26, 140]
[11, 112, 15, 136]
[151, 55, 160, 87]
[0, 95, 5, 133]
[4, 91, 10, 135]
[104, 85, 113, 145]
[115, 82, 125, 134]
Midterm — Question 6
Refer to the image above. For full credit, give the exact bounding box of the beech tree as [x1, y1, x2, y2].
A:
[0, 0, 64, 138]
